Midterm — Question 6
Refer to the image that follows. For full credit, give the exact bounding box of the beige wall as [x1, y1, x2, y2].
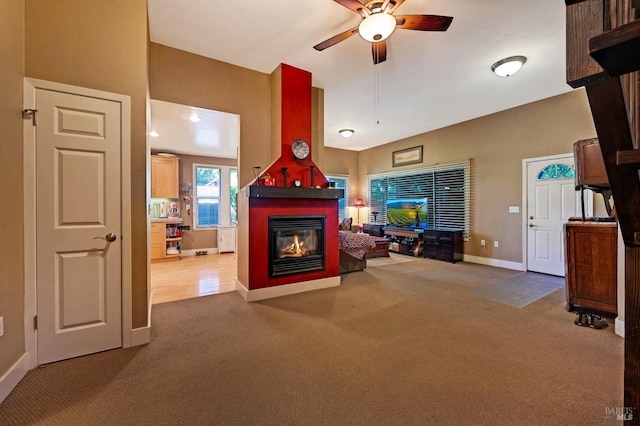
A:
[149, 43, 272, 188]
[324, 147, 360, 206]
[176, 154, 237, 251]
[0, 0, 25, 376]
[25, 0, 149, 328]
[355, 89, 597, 263]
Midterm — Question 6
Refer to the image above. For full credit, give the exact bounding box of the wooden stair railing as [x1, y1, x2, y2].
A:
[566, 0, 640, 421]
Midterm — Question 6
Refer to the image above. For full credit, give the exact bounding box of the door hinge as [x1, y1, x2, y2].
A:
[34, 315, 38, 331]
[22, 109, 38, 126]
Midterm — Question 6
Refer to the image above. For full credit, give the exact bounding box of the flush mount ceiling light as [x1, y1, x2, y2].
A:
[339, 129, 355, 138]
[358, 12, 397, 42]
[150, 130, 159, 138]
[188, 113, 202, 122]
[491, 55, 527, 77]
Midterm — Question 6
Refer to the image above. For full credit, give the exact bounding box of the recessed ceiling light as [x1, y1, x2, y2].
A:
[150, 130, 159, 137]
[339, 129, 355, 138]
[491, 56, 527, 77]
[188, 113, 202, 122]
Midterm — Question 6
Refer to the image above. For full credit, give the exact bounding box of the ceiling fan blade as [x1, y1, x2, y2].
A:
[386, 0, 405, 14]
[313, 26, 359, 51]
[333, 0, 366, 13]
[372, 40, 387, 64]
[395, 15, 453, 31]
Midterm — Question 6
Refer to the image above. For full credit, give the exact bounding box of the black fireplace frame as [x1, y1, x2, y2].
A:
[268, 215, 326, 277]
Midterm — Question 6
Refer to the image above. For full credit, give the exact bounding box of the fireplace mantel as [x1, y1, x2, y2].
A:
[248, 186, 344, 200]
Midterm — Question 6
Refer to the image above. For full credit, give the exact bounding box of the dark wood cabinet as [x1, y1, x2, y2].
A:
[573, 138, 608, 188]
[363, 223, 384, 237]
[423, 229, 463, 263]
[573, 138, 613, 218]
[564, 221, 617, 314]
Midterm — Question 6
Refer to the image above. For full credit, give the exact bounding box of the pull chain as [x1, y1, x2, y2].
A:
[373, 50, 380, 125]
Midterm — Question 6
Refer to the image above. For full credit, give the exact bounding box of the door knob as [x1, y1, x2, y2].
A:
[94, 233, 117, 242]
[529, 223, 536, 228]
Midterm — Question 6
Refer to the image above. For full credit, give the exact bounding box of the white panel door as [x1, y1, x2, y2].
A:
[526, 156, 585, 276]
[36, 88, 122, 364]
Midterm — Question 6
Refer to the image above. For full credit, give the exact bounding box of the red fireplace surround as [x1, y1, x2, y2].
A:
[235, 63, 343, 301]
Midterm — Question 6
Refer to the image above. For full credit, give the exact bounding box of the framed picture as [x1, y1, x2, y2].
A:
[392, 145, 423, 167]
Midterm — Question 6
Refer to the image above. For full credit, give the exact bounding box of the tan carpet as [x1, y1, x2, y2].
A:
[0, 259, 623, 425]
[366, 252, 415, 268]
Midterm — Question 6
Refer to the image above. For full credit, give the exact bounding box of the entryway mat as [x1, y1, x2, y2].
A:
[468, 272, 564, 308]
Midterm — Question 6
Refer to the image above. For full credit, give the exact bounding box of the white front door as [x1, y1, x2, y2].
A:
[526, 156, 588, 277]
[36, 87, 122, 364]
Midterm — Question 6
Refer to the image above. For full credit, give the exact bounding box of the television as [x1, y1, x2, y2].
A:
[386, 198, 428, 228]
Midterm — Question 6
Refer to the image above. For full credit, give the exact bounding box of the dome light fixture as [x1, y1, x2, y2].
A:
[150, 130, 159, 138]
[491, 55, 527, 77]
[339, 129, 355, 138]
[359, 13, 397, 42]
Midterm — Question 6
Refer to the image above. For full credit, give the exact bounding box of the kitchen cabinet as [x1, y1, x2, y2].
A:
[423, 229, 464, 263]
[564, 221, 617, 314]
[151, 221, 182, 262]
[151, 154, 179, 198]
[217, 225, 236, 253]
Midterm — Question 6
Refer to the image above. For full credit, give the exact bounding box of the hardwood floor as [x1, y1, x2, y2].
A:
[150, 253, 237, 304]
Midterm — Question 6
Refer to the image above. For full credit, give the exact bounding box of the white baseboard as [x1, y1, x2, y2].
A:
[130, 325, 151, 346]
[0, 353, 29, 404]
[128, 294, 152, 347]
[181, 248, 218, 257]
[615, 317, 625, 338]
[463, 254, 525, 271]
[236, 276, 341, 302]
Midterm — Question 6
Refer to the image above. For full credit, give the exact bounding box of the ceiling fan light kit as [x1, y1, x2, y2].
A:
[491, 56, 527, 77]
[359, 12, 396, 42]
[339, 129, 355, 138]
[313, 0, 453, 65]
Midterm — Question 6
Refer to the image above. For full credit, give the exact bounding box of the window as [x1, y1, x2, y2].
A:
[368, 160, 471, 236]
[326, 175, 349, 221]
[230, 168, 238, 224]
[536, 163, 575, 180]
[193, 164, 237, 228]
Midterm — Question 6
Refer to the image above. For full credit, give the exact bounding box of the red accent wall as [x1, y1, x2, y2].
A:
[248, 198, 339, 289]
[260, 64, 327, 188]
[246, 63, 339, 290]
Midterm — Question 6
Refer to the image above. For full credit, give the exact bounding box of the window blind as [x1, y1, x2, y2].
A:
[326, 175, 349, 221]
[367, 160, 471, 236]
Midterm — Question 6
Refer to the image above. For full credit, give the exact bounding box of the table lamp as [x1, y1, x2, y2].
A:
[353, 198, 365, 226]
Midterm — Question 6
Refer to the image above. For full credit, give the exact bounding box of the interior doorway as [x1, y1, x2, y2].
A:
[523, 153, 592, 277]
[148, 100, 239, 304]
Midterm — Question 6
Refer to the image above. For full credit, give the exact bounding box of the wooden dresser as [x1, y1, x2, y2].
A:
[564, 221, 617, 314]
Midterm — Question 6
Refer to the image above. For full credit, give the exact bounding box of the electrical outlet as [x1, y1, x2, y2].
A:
[494, 241, 499, 248]
[480, 239, 486, 247]
[0, 316, 4, 338]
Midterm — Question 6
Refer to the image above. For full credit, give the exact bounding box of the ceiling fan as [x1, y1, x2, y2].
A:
[313, 0, 453, 64]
